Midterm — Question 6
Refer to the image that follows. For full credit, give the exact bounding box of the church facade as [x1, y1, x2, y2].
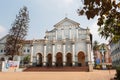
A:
[0, 17, 92, 68]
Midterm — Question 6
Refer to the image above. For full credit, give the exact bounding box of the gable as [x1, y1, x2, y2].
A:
[54, 17, 80, 28]
[60, 21, 75, 26]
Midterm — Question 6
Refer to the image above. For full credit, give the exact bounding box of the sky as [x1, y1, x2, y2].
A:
[0, 0, 108, 44]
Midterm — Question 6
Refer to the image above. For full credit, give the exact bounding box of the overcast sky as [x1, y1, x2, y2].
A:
[0, 0, 108, 44]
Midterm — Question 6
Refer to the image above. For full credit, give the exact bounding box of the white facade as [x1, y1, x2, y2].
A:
[110, 40, 120, 67]
[0, 17, 92, 67]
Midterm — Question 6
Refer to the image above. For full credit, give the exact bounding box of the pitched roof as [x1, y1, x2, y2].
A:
[54, 17, 80, 27]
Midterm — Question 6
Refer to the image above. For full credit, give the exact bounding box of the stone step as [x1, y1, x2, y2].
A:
[24, 66, 89, 72]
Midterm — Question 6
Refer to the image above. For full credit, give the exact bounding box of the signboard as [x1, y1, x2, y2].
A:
[2, 61, 20, 72]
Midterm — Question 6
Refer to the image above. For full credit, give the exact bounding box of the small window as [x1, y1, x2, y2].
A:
[1, 50, 3, 53]
[27, 49, 30, 53]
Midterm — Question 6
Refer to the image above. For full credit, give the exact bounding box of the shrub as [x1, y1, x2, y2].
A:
[95, 64, 102, 69]
[106, 65, 112, 69]
[23, 55, 30, 64]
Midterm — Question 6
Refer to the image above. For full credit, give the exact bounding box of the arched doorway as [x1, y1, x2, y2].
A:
[56, 52, 63, 67]
[66, 53, 72, 66]
[47, 54, 52, 67]
[36, 53, 42, 66]
[78, 51, 85, 67]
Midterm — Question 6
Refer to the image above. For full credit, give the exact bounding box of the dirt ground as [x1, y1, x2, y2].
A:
[0, 70, 116, 80]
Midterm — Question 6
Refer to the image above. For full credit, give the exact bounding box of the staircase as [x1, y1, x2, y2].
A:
[24, 66, 89, 72]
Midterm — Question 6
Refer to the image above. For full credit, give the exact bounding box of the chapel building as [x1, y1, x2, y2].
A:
[0, 17, 92, 68]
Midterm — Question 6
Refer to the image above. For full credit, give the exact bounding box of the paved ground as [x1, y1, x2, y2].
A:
[0, 70, 116, 80]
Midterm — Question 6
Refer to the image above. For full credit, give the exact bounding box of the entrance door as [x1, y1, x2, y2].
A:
[47, 54, 52, 67]
[66, 53, 72, 66]
[36, 53, 42, 66]
[56, 52, 63, 67]
[78, 52, 85, 66]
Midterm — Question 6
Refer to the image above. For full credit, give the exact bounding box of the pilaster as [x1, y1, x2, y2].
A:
[87, 41, 93, 72]
[30, 44, 33, 65]
[43, 45, 46, 66]
[70, 28, 71, 39]
[62, 29, 64, 39]
[63, 44, 66, 66]
[56, 30, 57, 40]
[76, 28, 78, 39]
[87, 43, 90, 62]
[52, 44, 55, 66]
[72, 43, 75, 66]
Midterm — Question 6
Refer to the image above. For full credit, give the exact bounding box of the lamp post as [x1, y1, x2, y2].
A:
[99, 45, 106, 69]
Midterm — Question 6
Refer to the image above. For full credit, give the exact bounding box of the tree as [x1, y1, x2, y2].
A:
[5, 6, 29, 60]
[78, 0, 120, 42]
[93, 41, 99, 51]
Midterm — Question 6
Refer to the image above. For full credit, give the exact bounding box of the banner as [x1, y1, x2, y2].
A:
[6, 61, 19, 69]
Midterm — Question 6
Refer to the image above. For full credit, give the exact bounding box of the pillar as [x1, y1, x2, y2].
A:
[72, 44, 75, 66]
[43, 45, 46, 66]
[87, 43, 90, 62]
[76, 28, 78, 39]
[62, 29, 64, 39]
[52, 44, 55, 66]
[56, 30, 57, 40]
[87, 42, 93, 72]
[30, 44, 33, 65]
[63, 44, 66, 66]
[70, 28, 71, 39]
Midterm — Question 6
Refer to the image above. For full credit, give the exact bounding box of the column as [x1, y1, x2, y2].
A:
[70, 28, 71, 39]
[72, 44, 75, 66]
[87, 43, 90, 62]
[56, 30, 57, 40]
[52, 44, 55, 66]
[43, 45, 46, 66]
[62, 29, 64, 39]
[87, 42, 93, 72]
[30, 44, 33, 65]
[76, 28, 78, 39]
[63, 44, 66, 66]
[89, 44, 92, 62]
